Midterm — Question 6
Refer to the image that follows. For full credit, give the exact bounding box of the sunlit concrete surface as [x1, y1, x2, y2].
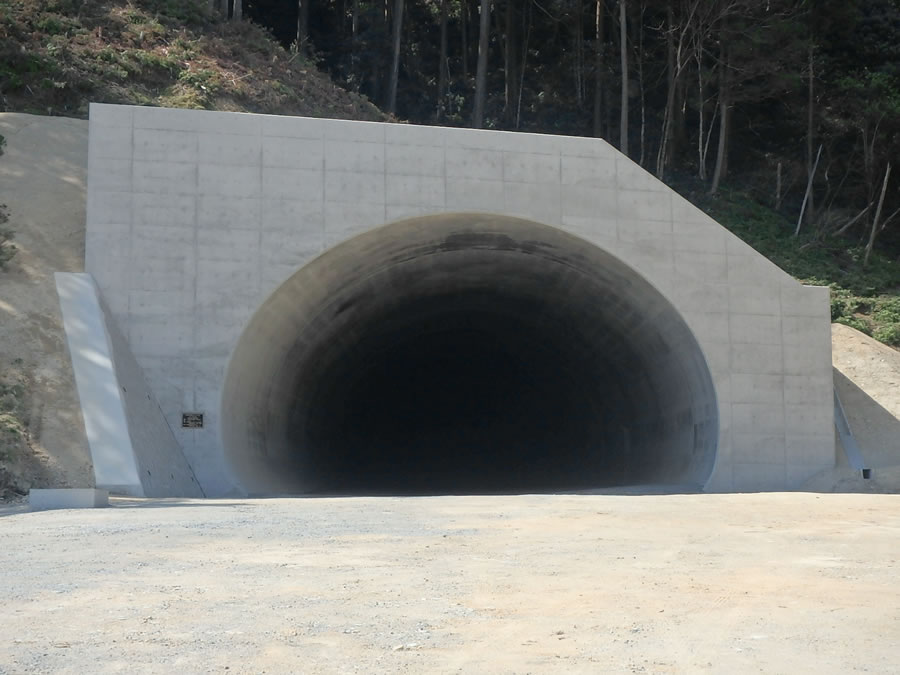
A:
[56, 273, 202, 497]
[82, 104, 834, 496]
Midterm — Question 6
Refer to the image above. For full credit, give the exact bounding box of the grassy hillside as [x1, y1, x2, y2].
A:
[0, 0, 386, 120]
[682, 184, 899, 347]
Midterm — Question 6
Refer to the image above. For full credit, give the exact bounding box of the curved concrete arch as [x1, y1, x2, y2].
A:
[221, 213, 718, 495]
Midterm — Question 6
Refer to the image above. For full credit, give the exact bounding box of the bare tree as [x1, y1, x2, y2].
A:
[437, 0, 449, 120]
[656, 0, 704, 178]
[636, 0, 646, 166]
[472, 0, 491, 128]
[806, 43, 816, 225]
[864, 162, 891, 267]
[619, 0, 628, 155]
[574, 0, 585, 107]
[593, 0, 606, 138]
[503, 0, 521, 124]
[387, 0, 404, 113]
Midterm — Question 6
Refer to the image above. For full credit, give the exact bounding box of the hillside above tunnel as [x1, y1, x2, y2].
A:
[0, 0, 386, 121]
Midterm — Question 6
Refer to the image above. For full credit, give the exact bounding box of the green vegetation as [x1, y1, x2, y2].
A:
[0, 0, 896, 347]
[0, 368, 30, 499]
[0, 214, 14, 271]
[0, 134, 13, 271]
[685, 184, 900, 346]
[0, 0, 385, 119]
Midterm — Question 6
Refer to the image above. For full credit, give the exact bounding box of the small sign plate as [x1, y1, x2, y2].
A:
[182, 413, 204, 429]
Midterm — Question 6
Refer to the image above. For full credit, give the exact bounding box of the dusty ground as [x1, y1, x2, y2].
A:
[0, 113, 93, 493]
[1, 493, 898, 674]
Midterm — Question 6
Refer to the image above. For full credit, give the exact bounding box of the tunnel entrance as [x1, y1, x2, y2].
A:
[221, 214, 718, 495]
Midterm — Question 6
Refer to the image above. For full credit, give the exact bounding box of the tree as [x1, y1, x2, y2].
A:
[236, 0, 900, 263]
[619, 0, 628, 154]
[296, 0, 309, 54]
[437, 0, 449, 120]
[472, 0, 491, 128]
[387, 0, 404, 113]
[593, 0, 606, 137]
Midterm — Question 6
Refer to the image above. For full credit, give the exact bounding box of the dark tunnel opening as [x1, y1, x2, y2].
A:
[221, 214, 719, 495]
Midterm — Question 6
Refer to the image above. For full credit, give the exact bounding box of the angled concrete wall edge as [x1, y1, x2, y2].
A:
[55, 272, 144, 496]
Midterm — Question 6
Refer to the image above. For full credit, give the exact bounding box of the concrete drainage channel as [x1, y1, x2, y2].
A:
[222, 215, 719, 496]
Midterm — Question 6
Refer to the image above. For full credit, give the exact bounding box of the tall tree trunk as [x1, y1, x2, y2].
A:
[696, 43, 706, 179]
[350, 0, 359, 88]
[232, 0, 242, 20]
[806, 43, 816, 226]
[472, 0, 491, 128]
[636, 0, 645, 166]
[387, 0, 404, 113]
[515, 0, 532, 129]
[593, 0, 605, 137]
[461, 0, 469, 79]
[574, 0, 584, 106]
[503, 0, 519, 124]
[437, 0, 449, 121]
[656, 0, 675, 177]
[296, 0, 308, 53]
[709, 46, 729, 195]
[618, 0, 628, 155]
[864, 162, 891, 267]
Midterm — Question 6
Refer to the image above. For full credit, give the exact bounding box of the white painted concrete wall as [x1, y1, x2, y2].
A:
[56, 272, 144, 496]
[84, 103, 835, 495]
[56, 272, 204, 497]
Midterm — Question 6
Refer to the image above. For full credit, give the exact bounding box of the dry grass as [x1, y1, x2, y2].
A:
[0, 0, 387, 120]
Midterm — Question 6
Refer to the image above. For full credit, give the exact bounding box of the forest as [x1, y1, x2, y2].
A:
[228, 0, 900, 259]
[0, 0, 897, 340]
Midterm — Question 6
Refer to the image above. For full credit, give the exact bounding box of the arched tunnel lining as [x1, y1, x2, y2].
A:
[221, 214, 718, 495]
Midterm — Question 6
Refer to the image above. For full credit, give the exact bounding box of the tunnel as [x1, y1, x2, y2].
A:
[220, 214, 718, 495]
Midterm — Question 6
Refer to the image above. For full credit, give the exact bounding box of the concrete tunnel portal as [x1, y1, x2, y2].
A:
[221, 214, 719, 495]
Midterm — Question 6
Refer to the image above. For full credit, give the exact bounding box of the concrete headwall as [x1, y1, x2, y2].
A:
[83, 103, 835, 496]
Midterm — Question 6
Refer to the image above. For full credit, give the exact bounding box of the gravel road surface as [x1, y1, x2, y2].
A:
[1, 493, 898, 674]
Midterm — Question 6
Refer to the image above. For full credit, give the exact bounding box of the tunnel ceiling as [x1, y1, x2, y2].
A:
[221, 214, 718, 495]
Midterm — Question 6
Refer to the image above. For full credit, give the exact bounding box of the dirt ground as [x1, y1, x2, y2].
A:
[0, 113, 93, 493]
[1, 493, 898, 674]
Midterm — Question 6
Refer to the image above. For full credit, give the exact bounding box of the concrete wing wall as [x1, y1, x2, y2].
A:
[84, 103, 834, 496]
[56, 272, 204, 497]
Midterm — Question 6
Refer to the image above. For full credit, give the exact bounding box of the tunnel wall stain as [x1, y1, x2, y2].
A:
[84, 103, 834, 496]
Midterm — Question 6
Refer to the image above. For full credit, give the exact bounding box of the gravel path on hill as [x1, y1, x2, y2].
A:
[1, 493, 898, 674]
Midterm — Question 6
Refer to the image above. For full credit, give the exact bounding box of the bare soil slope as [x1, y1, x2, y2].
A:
[0, 113, 92, 497]
[813, 323, 900, 493]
